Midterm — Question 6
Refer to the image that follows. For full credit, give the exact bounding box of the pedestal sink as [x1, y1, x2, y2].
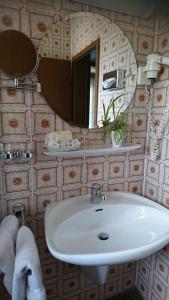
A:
[45, 192, 169, 283]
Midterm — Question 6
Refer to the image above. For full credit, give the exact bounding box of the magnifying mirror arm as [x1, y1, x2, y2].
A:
[0, 77, 41, 92]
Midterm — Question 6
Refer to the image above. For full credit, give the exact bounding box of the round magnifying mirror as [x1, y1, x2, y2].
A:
[0, 29, 37, 78]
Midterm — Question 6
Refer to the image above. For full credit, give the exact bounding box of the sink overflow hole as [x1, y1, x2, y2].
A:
[97, 232, 109, 240]
[95, 208, 103, 212]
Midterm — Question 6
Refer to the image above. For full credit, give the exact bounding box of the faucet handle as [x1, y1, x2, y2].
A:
[102, 194, 106, 201]
[91, 183, 101, 194]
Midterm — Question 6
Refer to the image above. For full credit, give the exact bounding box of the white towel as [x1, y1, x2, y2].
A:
[1, 215, 19, 243]
[12, 226, 46, 300]
[0, 215, 19, 295]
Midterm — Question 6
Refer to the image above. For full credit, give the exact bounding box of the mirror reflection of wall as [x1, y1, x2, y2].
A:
[38, 12, 137, 129]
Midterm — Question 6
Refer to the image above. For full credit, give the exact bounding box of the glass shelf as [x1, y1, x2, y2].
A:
[42, 144, 142, 158]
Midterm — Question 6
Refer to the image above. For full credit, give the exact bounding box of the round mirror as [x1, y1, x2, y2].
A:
[0, 30, 37, 78]
[38, 12, 137, 129]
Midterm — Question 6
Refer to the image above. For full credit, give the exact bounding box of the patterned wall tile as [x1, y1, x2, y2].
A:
[45, 277, 59, 299]
[84, 288, 99, 300]
[129, 160, 144, 177]
[63, 188, 81, 199]
[108, 182, 124, 192]
[136, 275, 148, 299]
[62, 161, 83, 185]
[5, 170, 29, 193]
[134, 88, 147, 108]
[122, 273, 135, 290]
[29, 12, 53, 40]
[132, 114, 147, 132]
[0, 1, 164, 299]
[2, 112, 27, 135]
[128, 180, 142, 194]
[155, 255, 169, 282]
[162, 190, 169, 208]
[152, 275, 167, 299]
[87, 162, 104, 182]
[145, 181, 158, 201]
[42, 260, 58, 280]
[138, 34, 153, 55]
[0, 89, 25, 104]
[158, 31, 169, 54]
[164, 165, 169, 186]
[153, 87, 167, 108]
[0, 6, 21, 31]
[136, 11, 169, 297]
[34, 112, 55, 134]
[147, 161, 160, 181]
[63, 263, 80, 275]
[62, 274, 81, 297]
[36, 167, 57, 188]
[36, 192, 58, 214]
[138, 261, 151, 282]
[109, 161, 124, 179]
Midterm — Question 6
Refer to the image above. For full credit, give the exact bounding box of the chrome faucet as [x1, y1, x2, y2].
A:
[90, 183, 106, 204]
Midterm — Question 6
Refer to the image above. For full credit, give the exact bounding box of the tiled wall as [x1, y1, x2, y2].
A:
[0, 0, 160, 299]
[135, 11, 169, 300]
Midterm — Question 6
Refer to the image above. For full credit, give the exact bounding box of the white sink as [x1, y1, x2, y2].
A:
[45, 192, 169, 266]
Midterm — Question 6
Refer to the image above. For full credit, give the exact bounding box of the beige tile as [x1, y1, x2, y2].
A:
[36, 168, 57, 188]
[34, 112, 55, 134]
[129, 160, 144, 176]
[5, 171, 29, 193]
[87, 162, 104, 182]
[109, 161, 124, 179]
[147, 161, 160, 181]
[2, 112, 26, 135]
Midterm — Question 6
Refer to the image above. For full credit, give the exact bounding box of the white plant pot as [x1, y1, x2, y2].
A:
[110, 131, 123, 147]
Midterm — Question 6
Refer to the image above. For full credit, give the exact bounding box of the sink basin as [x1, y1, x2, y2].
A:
[45, 192, 169, 266]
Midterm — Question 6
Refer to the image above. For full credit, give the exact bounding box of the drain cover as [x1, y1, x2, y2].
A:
[97, 232, 109, 240]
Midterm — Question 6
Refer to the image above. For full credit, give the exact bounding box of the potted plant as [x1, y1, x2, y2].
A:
[102, 95, 129, 147]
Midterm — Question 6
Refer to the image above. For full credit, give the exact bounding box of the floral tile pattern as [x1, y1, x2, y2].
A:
[0, 1, 169, 300]
[135, 11, 169, 300]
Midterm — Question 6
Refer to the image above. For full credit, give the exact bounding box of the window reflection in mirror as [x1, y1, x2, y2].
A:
[72, 39, 99, 128]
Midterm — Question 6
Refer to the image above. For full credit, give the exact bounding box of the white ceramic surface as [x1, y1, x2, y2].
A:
[45, 192, 169, 266]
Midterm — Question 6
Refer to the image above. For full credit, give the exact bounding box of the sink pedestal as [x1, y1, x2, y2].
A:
[82, 265, 109, 285]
